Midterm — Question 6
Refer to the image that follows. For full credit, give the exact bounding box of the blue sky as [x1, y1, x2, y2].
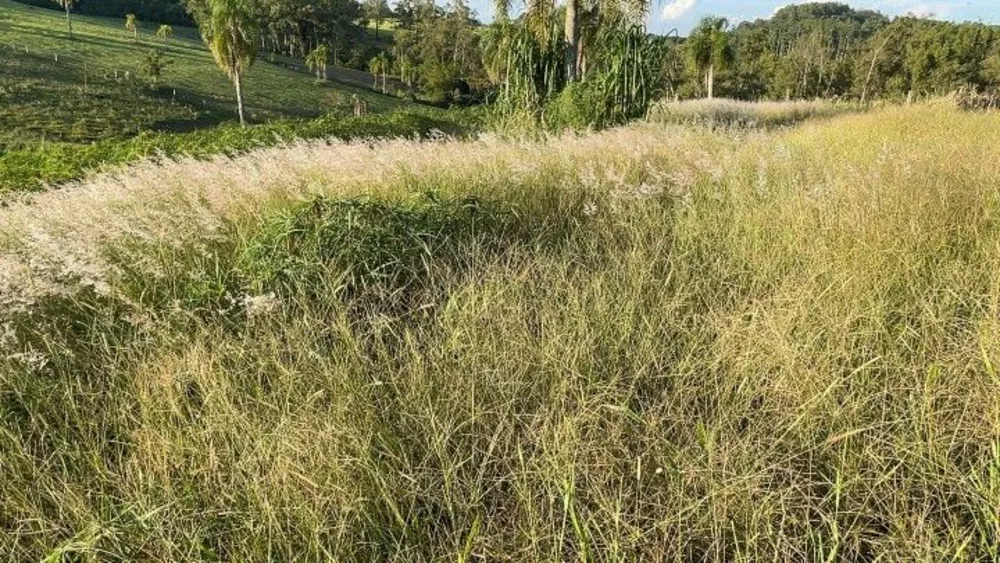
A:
[461, 0, 1000, 35]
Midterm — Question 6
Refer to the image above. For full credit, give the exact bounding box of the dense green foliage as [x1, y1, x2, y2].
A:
[677, 3, 1000, 101]
[13, 0, 194, 26]
[487, 7, 659, 131]
[255, 0, 367, 65]
[484, 1, 1000, 129]
[0, 110, 477, 194]
[241, 194, 523, 306]
[392, 0, 485, 103]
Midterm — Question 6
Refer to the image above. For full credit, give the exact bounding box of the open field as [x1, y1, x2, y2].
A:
[2, 105, 1000, 559]
[0, 0, 406, 149]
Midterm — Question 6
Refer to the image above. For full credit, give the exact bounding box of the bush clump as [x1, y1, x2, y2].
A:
[239, 193, 520, 305]
[543, 82, 607, 131]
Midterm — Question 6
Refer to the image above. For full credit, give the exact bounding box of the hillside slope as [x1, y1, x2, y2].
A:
[0, 0, 406, 149]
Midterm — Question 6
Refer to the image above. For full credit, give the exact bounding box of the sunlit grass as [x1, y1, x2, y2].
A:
[647, 97, 863, 129]
[1, 105, 1000, 560]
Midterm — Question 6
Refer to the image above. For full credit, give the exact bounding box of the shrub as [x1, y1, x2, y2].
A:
[239, 194, 521, 308]
[543, 81, 605, 131]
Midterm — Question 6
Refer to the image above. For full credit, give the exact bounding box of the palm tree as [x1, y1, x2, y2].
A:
[486, 0, 655, 126]
[397, 56, 416, 88]
[369, 52, 389, 94]
[125, 14, 139, 42]
[306, 45, 329, 81]
[156, 24, 174, 46]
[687, 16, 733, 99]
[191, 0, 260, 126]
[491, 0, 650, 84]
[52, 0, 77, 35]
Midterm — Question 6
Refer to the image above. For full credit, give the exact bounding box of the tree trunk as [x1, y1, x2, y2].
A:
[861, 34, 892, 105]
[234, 69, 246, 127]
[564, 0, 579, 82]
[707, 65, 715, 99]
[374, 21, 379, 40]
[65, 3, 72, 35]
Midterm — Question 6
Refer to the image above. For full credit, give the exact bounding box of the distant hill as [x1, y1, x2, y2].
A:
[0, 0, 408, 150]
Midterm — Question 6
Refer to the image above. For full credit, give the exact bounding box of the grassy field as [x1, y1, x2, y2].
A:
[648, 98, 864, 129]
[0, 0, 407, 149]
[2, 104, 1000, 560]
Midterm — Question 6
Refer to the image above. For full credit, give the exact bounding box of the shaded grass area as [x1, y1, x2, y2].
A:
[2, 106, 1000, 559]
[0, 0, 408, 149]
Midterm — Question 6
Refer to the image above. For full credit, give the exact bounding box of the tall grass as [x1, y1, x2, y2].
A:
[647, 98, 863, 129]
[0, 109, 480, 195]
[2, 106, 1000, 560]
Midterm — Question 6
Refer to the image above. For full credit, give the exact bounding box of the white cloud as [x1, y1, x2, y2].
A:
[904, 2, 953, 18]
[874, 0, 956, 18]
[661, 0, 697, 21]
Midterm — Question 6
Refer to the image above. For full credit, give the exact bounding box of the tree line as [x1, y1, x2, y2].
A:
[691, 3, 1000, 102]
[28, 0, 1000, 130]
[19, 0, 194, 27]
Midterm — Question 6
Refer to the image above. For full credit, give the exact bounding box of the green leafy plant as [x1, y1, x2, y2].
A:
[141, 49, 171, 85]
[368, 51, 389, 94]
[305, 45, 330, 81]
[156, 24, 174, 45]
[124, 13, 139, 42]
